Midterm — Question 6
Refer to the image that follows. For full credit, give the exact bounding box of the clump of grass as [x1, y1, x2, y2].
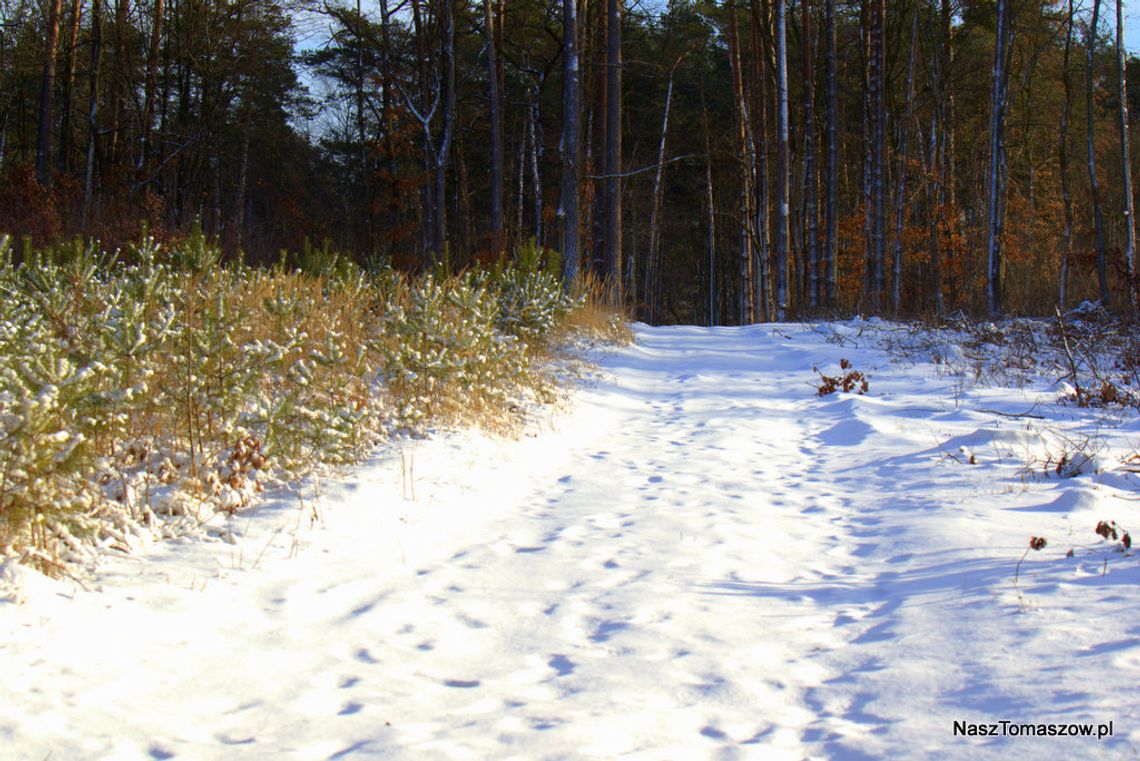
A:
[0, 233, 625, 576]
[555, 270, 634, 345]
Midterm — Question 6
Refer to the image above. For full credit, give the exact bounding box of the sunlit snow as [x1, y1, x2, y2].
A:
[2, 322, 1138, 759]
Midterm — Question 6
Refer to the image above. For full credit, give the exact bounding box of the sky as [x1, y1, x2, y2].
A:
[1125, 0, 1140, 53]
[291, 1, 1140, 56]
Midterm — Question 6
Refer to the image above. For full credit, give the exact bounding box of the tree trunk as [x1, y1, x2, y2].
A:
[58, 0, 83, 174]
[108, 0, 128, 167]
[1117, 0, 1136, 314]
[530, 80, 543, 248]
[83, 0, 103, 229]
[559, 0, 582, 287]
[136, 0, 164, 193]
[434, 0, 456, 263]
[1059, 0, 1074, 309]
[861, 2, 873, 307]
[234, 116, 250, 250]
[704, 87, 716, 327]
[774, 0, 790, 319]
[986, 0, 1014, 315]
[728, 1, 754, 323]
[927, 17, 944, 317]
[647, 58, 678, 324]
[1087, 0, 1109, 305]
[591, 3, 607, 274]
[604, 0, 623, 296]
[36, 0, 63, 185]
[484, 0, 504, 257]
[803, 0, 818, 309]
[750, 4, 769, 321]
[823, 0, 837, 306]
[892, 14, 917, 315]
[870, 0, 886, 310]
[410, 0, 434, 258]
[356, 0, 369, 251]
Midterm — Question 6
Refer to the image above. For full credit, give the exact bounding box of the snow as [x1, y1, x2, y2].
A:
[3, 321, 1140, 759]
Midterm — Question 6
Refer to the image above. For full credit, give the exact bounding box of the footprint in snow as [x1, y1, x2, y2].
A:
[547, 654, 575, 676]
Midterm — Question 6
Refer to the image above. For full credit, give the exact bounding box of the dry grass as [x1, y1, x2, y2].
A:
[0, 235, 630, 574]
[556, 271, 634, 345]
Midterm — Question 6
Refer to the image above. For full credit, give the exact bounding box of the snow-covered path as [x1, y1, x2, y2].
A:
[4, 324, 1140, 759]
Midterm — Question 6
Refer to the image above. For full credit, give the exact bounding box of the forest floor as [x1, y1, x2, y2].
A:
[3, 321, 1140, 759]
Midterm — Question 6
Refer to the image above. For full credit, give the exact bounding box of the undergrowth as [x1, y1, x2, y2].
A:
[0, 233, 625, 576]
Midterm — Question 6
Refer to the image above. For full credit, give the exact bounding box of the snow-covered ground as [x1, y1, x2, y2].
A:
[3, 322, 1140, 759]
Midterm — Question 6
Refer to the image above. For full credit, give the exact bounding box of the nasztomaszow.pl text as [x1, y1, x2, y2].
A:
[954, 720, 1113, 740]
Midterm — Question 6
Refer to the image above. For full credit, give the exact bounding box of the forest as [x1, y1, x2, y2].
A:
[2, 0, 1140, 322]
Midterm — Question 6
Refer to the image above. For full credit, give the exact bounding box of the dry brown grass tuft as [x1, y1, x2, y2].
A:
[555, 271, 634, 344]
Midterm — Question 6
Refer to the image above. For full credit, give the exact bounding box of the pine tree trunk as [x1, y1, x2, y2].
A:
[926, 3, 944, 316]
[774, 0, 790, 319]
[530, 80, 543, 247]
[986, 0, 1013, 315]
[83, 0, 103, 230]
[803, 0, 818, 309]
[823, 0, 837, 306]
[36, 0, 63, 185]
[356, 0, 370, 250]
[1087, 0, 1109, 305]
[749, 7, 771, 321]
[728, 1, 754, 323]
[870, 0, 886, 309]
[108, 0, 128, 167]
[892, 15, 917, 315]
[861, 2, 873, 307]
[704, 88, 716, 326]
[58, 0, 83, 174]
[410, 0, 434, 258]
[559, 0, 581, 288]
[1117, 0, 1136, 314]
[434, 0, 456, 263]
[647, 63, 675, 326]
[1059, 0, 1075, 310]
[604, 0, 623, 296]
[136, 0, 164, 194]
[484, 0, 504, 257]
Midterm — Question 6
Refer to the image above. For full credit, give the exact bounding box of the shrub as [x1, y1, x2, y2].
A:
[0, 233, 618, 573]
